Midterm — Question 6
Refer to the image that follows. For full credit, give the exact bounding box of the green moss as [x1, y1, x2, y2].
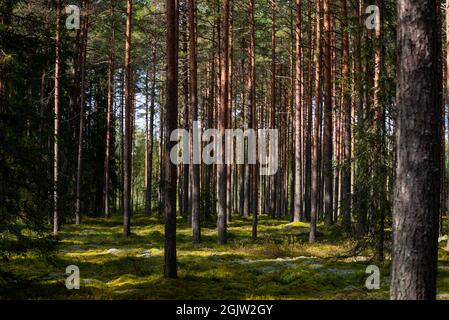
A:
[2, 214, 449, 300]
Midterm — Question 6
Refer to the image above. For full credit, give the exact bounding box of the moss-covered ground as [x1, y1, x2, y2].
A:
[2, 214, 449, 300]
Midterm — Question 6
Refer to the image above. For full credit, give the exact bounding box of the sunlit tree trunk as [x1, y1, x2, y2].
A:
[293, 0, 302, 223]
[310, 0, 322, 242]
[304, 0, 313, 224]
[104, 1, 115, 218]
[123, 0, 133, 237]
[217, 0, 230, 245]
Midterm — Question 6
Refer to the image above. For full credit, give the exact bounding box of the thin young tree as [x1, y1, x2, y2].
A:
[391, 0, 441, 300]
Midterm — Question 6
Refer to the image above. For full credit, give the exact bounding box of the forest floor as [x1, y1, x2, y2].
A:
[3, 214, 449, 300]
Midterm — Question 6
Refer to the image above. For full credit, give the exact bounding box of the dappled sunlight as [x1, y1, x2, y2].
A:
[2, 214, 448, 300]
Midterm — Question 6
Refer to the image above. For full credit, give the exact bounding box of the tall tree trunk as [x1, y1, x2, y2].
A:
[181, 9, 190, 218]
[437, 0, 445, 238]
[68, 0, 85, 143]
[158, 96, 165, 217]
[53, 0, 61, 235]
[446, 0, 449, 251]
[227, 4, 234, 222]
[304, 0, 313, 224]
[269, 0, 277, 218]
[289, 4, 295, 222]
[322, 0, 333, 226]
[248, 0, 257, 239]
[204, 42, 215, 221]
[104, 1, 115, 218]
[145, 50, 157, 216]
[373, 0, 386, 262]
[217, 0, 230, 245]
[120, 71, 125, 214]
[240, 44, 248, 218]
[310, 0, 322, 242]
[340, 0, 351, 233]
[123, 0, 133, 237]
[294, 0, 302, 223]
[75, 7, 88, 225]
[189, 0, 201, 243]
[391, 0, 441, 300]
[353, 0, 367, 238]
[164, 0, 178, 278]
[144, 69, 150, 215]
[243, 33, 251, 217]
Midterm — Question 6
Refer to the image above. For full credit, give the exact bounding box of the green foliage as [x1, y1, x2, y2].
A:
[0, 0, 59, 285]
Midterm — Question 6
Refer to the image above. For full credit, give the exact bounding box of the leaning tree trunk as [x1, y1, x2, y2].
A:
[391, 0, 441, 300]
